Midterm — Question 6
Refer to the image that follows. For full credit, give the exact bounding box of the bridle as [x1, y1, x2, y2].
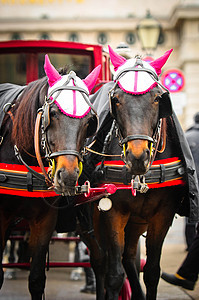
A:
[108, 57, 171, 168]
[34, 71, 98, 185]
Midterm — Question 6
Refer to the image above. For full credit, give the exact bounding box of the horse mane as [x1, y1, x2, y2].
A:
[12, 77, 48, 152]
[58, 66, 68, 75]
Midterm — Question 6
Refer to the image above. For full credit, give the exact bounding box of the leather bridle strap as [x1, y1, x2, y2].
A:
[14, 145, 45, 182]
[47, 150, 82, 161]
[34, 110, 53, 185]
[34, 110, 83, 184]
[121, 135, 154, 145]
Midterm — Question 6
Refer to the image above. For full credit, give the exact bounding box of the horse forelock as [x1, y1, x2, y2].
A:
[12, 77, 48, 152]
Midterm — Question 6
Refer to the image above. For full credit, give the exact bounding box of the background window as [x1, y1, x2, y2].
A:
[69, 33, 79, 42]
[11, 33, 22, 40]
[40, 33, 50, 40]
[98, 33, 107, 45]
[126, 32, 136, 45]
[157, 30, 165, 45]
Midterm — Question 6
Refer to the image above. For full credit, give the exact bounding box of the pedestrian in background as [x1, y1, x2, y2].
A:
[161, 112, 199, 290]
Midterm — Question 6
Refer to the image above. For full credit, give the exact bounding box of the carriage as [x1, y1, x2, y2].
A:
[0, 40, 198, 300]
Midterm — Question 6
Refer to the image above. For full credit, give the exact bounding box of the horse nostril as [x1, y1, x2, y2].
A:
[56, 167, 79, 186]
[75, 167, 79, 177]
[145, 148, 150, 159]
[56, 169, 63, 184]
[126, 148, 151, 168]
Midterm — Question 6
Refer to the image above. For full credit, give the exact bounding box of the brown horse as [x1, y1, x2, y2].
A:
[0, 55, 101, 299]
[78, 47, 199, 300]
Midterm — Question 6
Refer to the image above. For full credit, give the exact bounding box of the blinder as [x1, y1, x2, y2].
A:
[158, 92, 173, 119]
[87, 114, 98, 138]
[110, 93, 117, 118]
[42, 101, 50, 131]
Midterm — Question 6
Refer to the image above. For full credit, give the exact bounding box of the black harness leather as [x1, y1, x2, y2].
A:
[0, 168, 48, 193]
[93, 160, 185, 186]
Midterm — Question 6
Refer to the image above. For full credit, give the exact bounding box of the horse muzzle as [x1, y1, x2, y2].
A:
[125, 140, 151, 175]
[53, 155, 80, 196]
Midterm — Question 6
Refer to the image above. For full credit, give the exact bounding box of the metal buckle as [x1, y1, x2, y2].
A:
[131, 175, 149, 195]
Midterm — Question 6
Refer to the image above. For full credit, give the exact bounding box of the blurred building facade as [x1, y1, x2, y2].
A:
[0, 0, 199, 128]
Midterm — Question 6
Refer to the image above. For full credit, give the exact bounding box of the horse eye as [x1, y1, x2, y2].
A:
[154, 96, 161, 103]
[112, 96, 120, 104]
[50, 109, 59, 119]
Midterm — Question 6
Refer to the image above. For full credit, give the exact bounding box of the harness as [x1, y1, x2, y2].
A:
[84, 59, 184, 198]
[0, 63, 184, 200]
[0, 163, 56, 197]
[85, 118, 185, 195]
[93, 158, 185, 189]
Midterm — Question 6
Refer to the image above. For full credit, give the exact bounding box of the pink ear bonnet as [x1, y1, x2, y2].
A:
[44, 55, 101, 118]
[108, 46, 173, 95]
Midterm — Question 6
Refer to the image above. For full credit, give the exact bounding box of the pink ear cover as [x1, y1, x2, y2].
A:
[150, 49, 173, 75]
[83, 64, 101, 93]
[44, 54, 62, 87]
[108, 45, 127, 71]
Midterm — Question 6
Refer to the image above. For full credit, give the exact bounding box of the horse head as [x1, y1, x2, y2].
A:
[40, 55, 101, 195]
[108, 46, 173, 175]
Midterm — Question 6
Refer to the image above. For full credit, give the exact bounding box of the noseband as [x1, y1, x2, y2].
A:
[34, 71, 98, 184]
[121, 135, 154, 145]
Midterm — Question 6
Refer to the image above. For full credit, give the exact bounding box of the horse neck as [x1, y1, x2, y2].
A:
[0, 121, 38, 166]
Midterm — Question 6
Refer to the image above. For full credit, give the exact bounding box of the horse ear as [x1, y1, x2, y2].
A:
[83, 64, 101, 93]
[108, 45, 127, 71]
[150, 49, 173, 76]
[44, 54, 62, 87]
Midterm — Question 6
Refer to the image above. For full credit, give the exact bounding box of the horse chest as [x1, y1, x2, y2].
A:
[110, 189, 172, 220]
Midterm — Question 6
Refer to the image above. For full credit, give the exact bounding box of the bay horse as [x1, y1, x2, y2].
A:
[79, 46, 199, 300]
[0, 55, 101, 300]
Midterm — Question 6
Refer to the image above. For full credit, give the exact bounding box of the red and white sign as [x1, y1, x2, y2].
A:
[161, 69, 185, 93]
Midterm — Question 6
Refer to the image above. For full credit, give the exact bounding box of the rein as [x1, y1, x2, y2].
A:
[34, 110, 51, 185]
